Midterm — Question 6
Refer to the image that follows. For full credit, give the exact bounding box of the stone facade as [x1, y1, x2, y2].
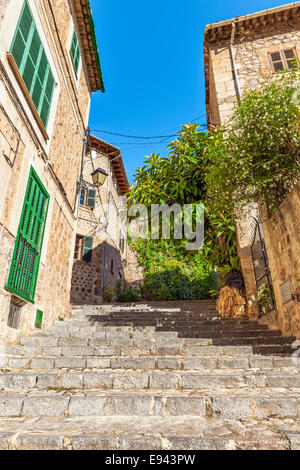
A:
[70, 136, 131, 305]
[123, 245, 145, 290]
[204, 2, 300, 337]
[0, 0, 103, 343]
[260, 182, 300, 338]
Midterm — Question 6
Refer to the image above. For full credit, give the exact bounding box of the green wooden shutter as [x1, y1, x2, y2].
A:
[35, 309, 43, 329]
[70, 29, 81, 74]
[6, 167, 49, 303]
[10, 0, 55, 128]
[82, 237, 93, 263]
[87, 189, 96, 209]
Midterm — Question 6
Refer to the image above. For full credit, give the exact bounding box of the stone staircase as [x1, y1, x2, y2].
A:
[0, 300, 300, 450]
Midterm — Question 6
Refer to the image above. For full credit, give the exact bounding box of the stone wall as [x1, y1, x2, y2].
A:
[123, 246, 145, 290]
[261, 182, 300, 338]
[205, 10, 300, 328]
[70, 143, 129, 305]
[0, 0, 93, 342]
[207, 17, 300, 125]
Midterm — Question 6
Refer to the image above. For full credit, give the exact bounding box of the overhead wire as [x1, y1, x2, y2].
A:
[89, 113, 208, 142]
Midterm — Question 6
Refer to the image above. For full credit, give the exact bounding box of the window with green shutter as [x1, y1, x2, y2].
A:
[87, 189, 96, 209]
[70, 29, 81, 74]
[10, 0, 55, 128]
[6, 167, 49, 303]
[82, 237, 93, 263]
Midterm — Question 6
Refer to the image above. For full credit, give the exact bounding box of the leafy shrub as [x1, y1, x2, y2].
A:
[103, 287, 116, 303]
[131, 239, 217, 301]
[117, 289, 140, 303]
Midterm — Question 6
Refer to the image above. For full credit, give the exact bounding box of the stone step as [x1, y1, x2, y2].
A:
[92, 311, 219, 319]
[47, 325, 158, 334]
[0, 415, 296, 450]
[1, 355, 297, 371]
[92, 317, 250, 324]
[177, 330, 282, 339]
[0, 389, 299, 420]
[253, 345, 296, 356]
[1, 369, 300, 391]
[177, 326, 270, 336]
[18, 330, 282, 346]
[2, 344, 259, 358]
[20, 331, 182, 346]
[212, 337, 295, 346]
[156, 320, 268, 329]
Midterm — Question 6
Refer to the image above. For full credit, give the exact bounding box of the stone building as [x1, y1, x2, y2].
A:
[70, 134, 132, 305]
[0, 0, 104, 342]
[204, 2, 300, 337]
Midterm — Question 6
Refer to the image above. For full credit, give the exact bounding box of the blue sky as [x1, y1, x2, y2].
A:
[89, 0, 289, 184]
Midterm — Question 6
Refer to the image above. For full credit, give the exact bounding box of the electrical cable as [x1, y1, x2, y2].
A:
[89, 114, 208, 141]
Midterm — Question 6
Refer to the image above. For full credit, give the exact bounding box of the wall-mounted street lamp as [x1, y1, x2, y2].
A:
[91, 168, 108, 188]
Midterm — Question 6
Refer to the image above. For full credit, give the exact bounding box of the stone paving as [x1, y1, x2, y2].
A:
[0, 301, 299, 450]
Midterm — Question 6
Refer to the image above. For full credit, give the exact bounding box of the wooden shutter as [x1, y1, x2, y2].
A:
[10, 1, 32, 68]
[70, 29, 81, 74]
[6, 168, 49, 303]
[87, 189, 96, 209]
[10, 0, 55, 128]
[82, 237, 93, 263]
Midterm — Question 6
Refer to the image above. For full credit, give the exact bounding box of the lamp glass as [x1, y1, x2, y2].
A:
[91, 168, 108, 187]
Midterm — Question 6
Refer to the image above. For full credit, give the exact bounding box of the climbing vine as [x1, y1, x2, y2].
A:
[205, 70, 300, 219]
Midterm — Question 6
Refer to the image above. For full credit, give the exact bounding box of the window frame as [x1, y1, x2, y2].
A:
[80, 188, 88, 207]
[80, 186, 96, 209]
[74, 235, 93, 263]
[70, 28, 81, 76]
[269, 48, 299, 73]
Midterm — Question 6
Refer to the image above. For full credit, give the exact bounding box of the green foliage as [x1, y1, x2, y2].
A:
[116, 288, 140, 303]
[131, 238, 217, 301]
[206, 70, 300, 218]
[103, 286, 116, 303]
[129, 121, 241, 282]
[129, 124, 209, 206]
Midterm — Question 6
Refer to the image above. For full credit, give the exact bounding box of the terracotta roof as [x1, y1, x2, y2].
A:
[89, 134, 130, 196]
[204, 2, 300, 126]
[73, 0, 104, 92]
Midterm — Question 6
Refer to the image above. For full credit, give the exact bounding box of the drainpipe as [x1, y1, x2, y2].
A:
[230, 22, 241, 101]
[76, 128, 88, 219]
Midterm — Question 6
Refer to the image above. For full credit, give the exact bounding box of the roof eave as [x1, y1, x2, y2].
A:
[73, 0, 105, 93]
[89, 135, 130, 195]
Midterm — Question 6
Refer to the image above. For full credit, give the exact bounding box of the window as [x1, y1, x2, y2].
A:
[80, 188, 87, 206]
[6, 167, 49, 303]
[10, 1, 55, 128]
[74, 235, 93, 263]
[80, 187, 96, 209]
[119, 231, 125, 253]
[110, 259, 114, 274]
[283, 49, 298, 69]
[7, 300, 22, 329]
[270, 49, 298, 72]
[70, 29, 81, 74]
